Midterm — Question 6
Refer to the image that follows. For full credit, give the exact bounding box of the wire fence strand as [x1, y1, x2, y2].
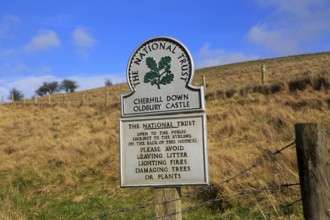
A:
[88, 141, 297, 220]
[254, 198, 302, 219]
[150, 183, 300, 220]
[219, 140, 295, 185]
[178, 140, 296, 200]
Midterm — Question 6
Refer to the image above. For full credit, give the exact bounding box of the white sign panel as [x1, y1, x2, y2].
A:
[120, 113, 208, 187]
[121, 37, 204, 117]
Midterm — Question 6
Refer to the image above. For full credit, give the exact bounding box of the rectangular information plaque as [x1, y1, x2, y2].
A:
[120, 112, 208, 187]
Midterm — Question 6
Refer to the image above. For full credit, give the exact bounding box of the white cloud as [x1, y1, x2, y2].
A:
[249, 0, 330, 55]
[72, 27, 95, 60]
[196, 43, 259, 68]
[25, 30, 61, 53]
[0, 85, 7, 99]
[0, 14, 21, 39]
[0, 75, 58, 101]
[248, 26, 298, 54]
[0, 63, 52, 76]
[0, 63, 53, 100]
[72, 27, 95, 48]
[69, 73, 126, 91]
[255, 0, 327, 14]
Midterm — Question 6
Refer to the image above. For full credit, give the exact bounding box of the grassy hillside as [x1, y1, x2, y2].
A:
[0, 52, 330, 219]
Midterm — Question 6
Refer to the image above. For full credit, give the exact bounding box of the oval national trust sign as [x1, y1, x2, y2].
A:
[121, 37, 204, 117]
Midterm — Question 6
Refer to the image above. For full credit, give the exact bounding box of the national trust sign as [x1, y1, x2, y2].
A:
[120, 37, 208, 187]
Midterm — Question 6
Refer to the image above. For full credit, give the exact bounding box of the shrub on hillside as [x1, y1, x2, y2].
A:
[287, 76, 330, 92]
[104, 78, 113, 87]
[312, 76, 330, 91]
[288, 78, 311, 92]
[8, 88, 24, 101]
[35, 81, 60, 96]
[60, 79, 78, 93]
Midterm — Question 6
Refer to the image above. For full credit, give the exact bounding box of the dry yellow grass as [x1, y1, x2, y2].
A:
[0, 52, 330, 219]
[0, 105, 118, 171]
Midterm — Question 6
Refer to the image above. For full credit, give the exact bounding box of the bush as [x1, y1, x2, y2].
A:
[35, 81, 60, 96]
[8, 88, 24, 101]
[104, 78, 113, 87]
[60, 79, 78, 93]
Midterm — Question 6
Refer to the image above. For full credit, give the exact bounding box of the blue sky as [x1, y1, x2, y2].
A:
[1, 0, 330, 99]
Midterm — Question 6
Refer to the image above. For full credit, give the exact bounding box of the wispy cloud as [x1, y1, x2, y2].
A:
[248, 26, 298, 54]
[4, 75, 59, 98]
[72, 27, 95, 59]
[25, 30, 61, 53]
[0, 64, 53, 99]
[0, 14, 21, 39]
[72, 27, 95, 47]
[196, 43, 259, 68]
[0, 78, 8, 99]
[69, 73, 125, 90]
[0, 63, 52, 76]
[0, 49, 15, 58]
[248, 0, 330, 55]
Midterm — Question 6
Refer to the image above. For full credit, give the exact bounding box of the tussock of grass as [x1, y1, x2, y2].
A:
[206, 75, 330, 101]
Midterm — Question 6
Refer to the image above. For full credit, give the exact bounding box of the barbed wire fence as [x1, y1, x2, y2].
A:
[151, 184, 301, 220]
[88, 140, 302, 220]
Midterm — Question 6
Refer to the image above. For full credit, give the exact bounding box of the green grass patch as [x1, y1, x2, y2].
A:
[0, 165, 303, 219]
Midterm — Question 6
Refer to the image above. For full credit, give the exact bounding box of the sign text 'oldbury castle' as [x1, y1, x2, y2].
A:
[121, 37, 204, 117]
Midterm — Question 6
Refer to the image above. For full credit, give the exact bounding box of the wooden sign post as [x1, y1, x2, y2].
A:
[120, 37, 208, 219]
[154, 187, 182, 220]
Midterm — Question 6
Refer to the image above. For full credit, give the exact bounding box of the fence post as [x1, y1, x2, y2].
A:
[295, 123, 330, 220]
[63, 94, 65, 104]
[34, 96, 37, 104]
[261, 64, 267, 84]
[154, 187, 182, 220]
[82, 93, 85, 105]
[106, 92, 109, 106]
[203, 75, 206, 93]
[48, 94, 51, 104]
[12, 94, 14, 103]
